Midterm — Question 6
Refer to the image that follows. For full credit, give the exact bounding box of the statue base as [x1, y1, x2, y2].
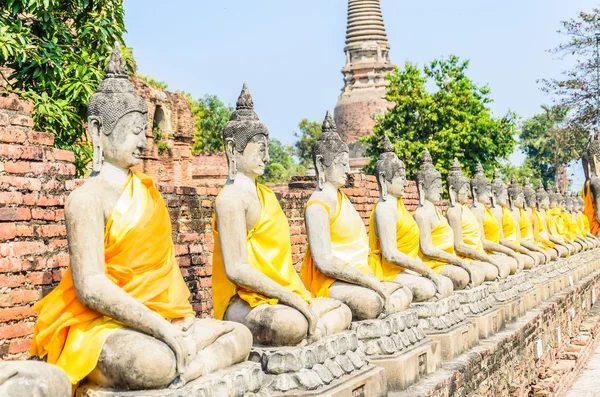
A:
[513, 271, 537, 311]
[75, 361, 266, 397]
[531, 266, 550, 302]
[487, 276, 522, 323]
[350, 310, 440, 391]
[454, 284, 502, 339]
[250, 331, 387, 397]
[410, 296, 477, 360]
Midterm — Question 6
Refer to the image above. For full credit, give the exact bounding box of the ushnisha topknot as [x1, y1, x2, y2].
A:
[470, 162, 491, 195]
[507, 175, 523, 200]
[88, 41, 148, 136]
[490, 169, 506, 197]
[446, 157, 470, 193]
[523, 178, 537, 207]
[313, 110, 349, 168]
[536, 181, 549, 202]
[415, 149, 441, 187]
[223, 82, 269, 153]
[375, 134, 405, 183]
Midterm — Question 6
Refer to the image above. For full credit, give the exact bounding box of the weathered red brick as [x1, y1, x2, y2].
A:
[0, 294, 12, 307]
[0, 208, 31, 222]
[35, 224, 66, 238]
[0, 144, 44, 160]
[0, 223, 16, 241]
[11, 290, 40, 305]
[26, 272, 53, 285]
[3, 161, 30, 174]
[0, 96, 28, 112]
[53, 148, 75, 163]
[0, 306, 36, 322]
[0, 275, 25, 288]
[0, 257, 29, 273]
[8, 338, 32, 354]
[0, 192, 23, 205]
[0, 322, 34, 339]
[31, 208, 55, 221]
[27, 131, 54, 146]
[0, 176, 41, 191]
[0, 130, 27, 144]
[36, 195, 64, 207]
[7, 241, 46, 257]
[9, 114, 33, 128]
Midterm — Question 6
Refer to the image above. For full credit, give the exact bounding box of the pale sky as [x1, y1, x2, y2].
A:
[123, 0, 598, 190]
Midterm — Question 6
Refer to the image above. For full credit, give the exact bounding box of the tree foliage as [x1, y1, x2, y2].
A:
[519, 105, 587, 185]
[188, 94, 234, 154]
[260, 138, 302, 184]
[540, 8, 600, 130]
[0, 0, 127, 175]
[363, 55, 517, 181]
[293, 118, 321, 168]
[498, 158, 543, 188]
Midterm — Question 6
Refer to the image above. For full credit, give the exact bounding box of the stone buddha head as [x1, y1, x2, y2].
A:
[490, 169, 508, 207]
[470, 162, 491, 207]
[576, 196, 585, 212]
[447, 158, 470, 206]
[313, 111, 350, 190]
[523, 178, 537, 209]
[375, 134, 406, 200]
[223, 82, 270, 182]
[507, 175, 524, 210]
[88, 42, 149, 173]
[415, 149, 442, 205]
[547, 185, 562, 209]
[565, 195, 575, 212]
[536, 182, 550, 210]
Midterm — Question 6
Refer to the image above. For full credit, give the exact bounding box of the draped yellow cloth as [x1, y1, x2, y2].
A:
[301, 190, 372, 297]
[532, 208, 555, 249]
[547, 208, 573, 242]
[582, 181, 600, 236]
[418, 208, 454, 274]
[368, 199, 420, 281]
[501, 206, 519, 244]
[578, 212, 591, 234]
[568, 212, 584, 238]
[561, 211, 578, 241]
[460, 205, 484, 252]
[483, 206, 501, 244]
[212, 184, 311, 320]
[30, 171, 194, 385]
[519, 208, 534, 243]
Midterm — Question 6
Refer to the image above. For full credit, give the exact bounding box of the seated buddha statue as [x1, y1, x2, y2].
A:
[413, 150, 486, 290]
[522, 179, 562, 259]
[214, 87, 351, 346]
[469, 163, 522, 274]
[581, 130, 600, 237]
[546, 186, 582, 253]
[576, 196, 600, 246]
[445, 159, 510, 280]
[537, 183, 577, 255]
[300, 113, 412, 320]
[30, 44, 252, 391]
[565, 196, 594, 249]
[507, 176, 551, 264]
[368, 135, 454, 302]
[489, 170, 538, 269]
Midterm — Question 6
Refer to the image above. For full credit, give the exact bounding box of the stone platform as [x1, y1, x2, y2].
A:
[75, 361, 267, 397]
[410, 296, 477, 360]
[487, 275, 522, 322]
[454, 284, 503, 339]
[350, 310, 440, 391]
[249, 331, 387, 397]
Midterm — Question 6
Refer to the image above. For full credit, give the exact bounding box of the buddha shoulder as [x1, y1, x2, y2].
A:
[65, 178, 118, 221]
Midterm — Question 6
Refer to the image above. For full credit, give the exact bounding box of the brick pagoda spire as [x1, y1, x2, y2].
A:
[334, 0, 396, 159]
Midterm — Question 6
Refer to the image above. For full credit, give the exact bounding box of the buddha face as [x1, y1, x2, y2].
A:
[97, 112, 148, 169]
[539, 196, 550, 210]
[387, 168, 407, 198]
[495, 188, 509, 206]
[456, 182, 471, 204]
[474, 183, 491, 205]
[324, 152, 350, 188]
[424, 177, 443, 202]
[565, 199, 574, 212]
[234, 134, 269, 178]
[512, 193, 525, 209]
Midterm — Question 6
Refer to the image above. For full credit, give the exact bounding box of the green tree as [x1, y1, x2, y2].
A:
[498, 158, 542, 188]
[519, 105, 587, 186]
[137, 74, 168, 90]
[260, 138, 302, 184]
[190, 94, 234, 154]
[293, 118, 321, 168]
[363, 55, 517, 181]
[0, 0, 127, 175]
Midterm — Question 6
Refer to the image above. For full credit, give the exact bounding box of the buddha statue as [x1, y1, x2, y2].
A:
[29, 43, 253, 391]
[469, 163, 522, 274]
[536, 183, 576, 255]
[507, 176, 551, 264]
[546, 186, 581, 253]
[0, 361, 70, 397]
[213, 89, 351, 346]
[565, 195, 594, 249]
[582, 129, 600, 237]
[413, 150, 486, 290]
[576, 195, 600, 246]
[489, 170, 538, 269]
[522, 179, 562, 259]
[300, 113, 412, 320]
[445, 158, 510, 280]
[368, 135, 454, 302]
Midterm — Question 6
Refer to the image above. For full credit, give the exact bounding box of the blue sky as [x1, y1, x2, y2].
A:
[123, 0, 597, 190]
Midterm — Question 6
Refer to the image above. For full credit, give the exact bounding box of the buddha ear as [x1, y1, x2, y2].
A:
[315, 155, 325, 190]
[490, 192, 497, 208]
[448, 185, 456, 207]
[471, 185, 478, 207]
[224, 138, 237, 181]
[417, 180, 425, 207]
[378, 171, 388, 200]
[89, 117, 103, 173]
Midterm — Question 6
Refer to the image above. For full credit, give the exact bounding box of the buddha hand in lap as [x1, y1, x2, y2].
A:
[413, 150, 485, 290]
[489, 170, 538, 269]
[445, 159, 510, 281]
[522, 179, 561, 259]
[469, 163, 521, 275]
[368, 136, 453, 303]
[29, 44, 252, 391]
[214, 87, 351, 346]
[300, 112, 412, 321]
[537, 183, 575, 256]
[507, 176, 551, 264]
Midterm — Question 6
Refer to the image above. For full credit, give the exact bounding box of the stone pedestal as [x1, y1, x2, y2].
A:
[76, 362, 266, 397]
[454, 284, 503, 339]
[350, 310, 440, 391]
[249, 331, 387, 397]
[514, 271, 537, 311]
[410, 296, 477, 360]
[487, 277, 521, 323]
[531, 267, 550, 303]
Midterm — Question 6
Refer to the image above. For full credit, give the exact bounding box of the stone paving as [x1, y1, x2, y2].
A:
[566, 344, 600, 396]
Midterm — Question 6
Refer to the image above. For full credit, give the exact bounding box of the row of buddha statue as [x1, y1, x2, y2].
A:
[4, 44, 599, 397]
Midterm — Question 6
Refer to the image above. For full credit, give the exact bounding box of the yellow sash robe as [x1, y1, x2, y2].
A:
[418, 208, 455, 274]
[483, 206, 501, 245]
[368, 199, 420, 281]
[212, 184, 311, 321]
[30, 171, 195, 385]
[582, 181, 600, 236]
[519, 208, 534, 244]
[502, 206, 519, 244]
[532, 208, 555, 249]
[301, 190, 372, 297]
[547, 208, 573, 242]
[460, 205, 484, 253]
[578, 212, 591, 235]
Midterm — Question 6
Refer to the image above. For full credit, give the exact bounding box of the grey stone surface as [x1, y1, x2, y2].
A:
[410, 296, 469, 334]
[0, 361, 70, 397]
